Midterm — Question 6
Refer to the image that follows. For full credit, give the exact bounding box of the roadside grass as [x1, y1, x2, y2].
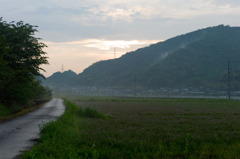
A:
[21, 99, 108, 159]
[0, 103, 46, 122]
[22, 97, 240, 158]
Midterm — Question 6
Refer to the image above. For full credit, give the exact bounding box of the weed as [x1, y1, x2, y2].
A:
[21, 99, 109, 159]
[0, 104, 11, 116]
[80, 107, 109, 119]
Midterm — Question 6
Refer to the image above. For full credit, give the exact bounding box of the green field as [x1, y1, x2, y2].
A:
[22, 97, 240, 158]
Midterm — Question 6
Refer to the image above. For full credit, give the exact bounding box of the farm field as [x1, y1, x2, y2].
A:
[73, 97, 240, 158]
[22, 97, 240, 158]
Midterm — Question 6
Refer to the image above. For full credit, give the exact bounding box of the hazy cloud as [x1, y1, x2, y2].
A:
[3, 0, 240, 24]
[45, 39, 160, 51]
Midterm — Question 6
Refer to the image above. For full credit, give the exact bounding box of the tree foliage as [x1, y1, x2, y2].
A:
[0, 18, 51, 106]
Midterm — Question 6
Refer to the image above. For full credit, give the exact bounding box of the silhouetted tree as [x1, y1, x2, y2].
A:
[0, 18, 49, 105]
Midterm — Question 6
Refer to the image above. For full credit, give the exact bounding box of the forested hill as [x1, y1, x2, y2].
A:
[71, 25, 240, 89]
[42, 70, 77, 87]
[45, 25, 240, 90]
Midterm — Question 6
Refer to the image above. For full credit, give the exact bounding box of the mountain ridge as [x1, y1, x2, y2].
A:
[43, 25, 240, 91]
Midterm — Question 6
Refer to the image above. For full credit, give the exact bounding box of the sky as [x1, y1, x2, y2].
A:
[1, 0, 240, 77]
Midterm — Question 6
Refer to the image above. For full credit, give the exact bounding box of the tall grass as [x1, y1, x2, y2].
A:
[0, 103, 44, 122]
[0, 99, 51, 122]
[21, 99, 108, 159]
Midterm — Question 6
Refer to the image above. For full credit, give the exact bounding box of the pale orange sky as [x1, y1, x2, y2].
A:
[41, 39, 161, 77]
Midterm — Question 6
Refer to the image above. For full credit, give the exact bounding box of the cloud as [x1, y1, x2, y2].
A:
[45, 39, 160, 51]
[65, 0, 240, 24]
[213, 0, 240, 6]
[84, 39, 160, 50]
[2, 0, 240, 42]
[3, 0, 239, 26]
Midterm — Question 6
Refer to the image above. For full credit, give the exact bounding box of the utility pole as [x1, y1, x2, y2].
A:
[228, 60, 231, 100]
[134, 75, 137, 98]
[61, 64, 64, 73]
[114, 47, 116, 59]
[112, 87, 115, 97]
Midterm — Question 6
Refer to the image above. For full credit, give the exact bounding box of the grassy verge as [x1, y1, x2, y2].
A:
[22, 97, 240, 158]
[0, 101, 49, 122]
[21, 99, 108, 159]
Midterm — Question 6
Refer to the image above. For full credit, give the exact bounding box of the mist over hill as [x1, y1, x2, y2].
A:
[43, 25, 240, 95]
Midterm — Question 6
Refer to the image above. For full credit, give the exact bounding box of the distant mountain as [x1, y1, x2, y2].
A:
[140, 25, 240, 89]
[45, 25, 240, 91]
[42, 70, 77, 88]
[74, 25, 240, 90]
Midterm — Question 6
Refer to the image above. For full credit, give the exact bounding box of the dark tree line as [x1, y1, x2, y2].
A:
[0, 18, 51, 106]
